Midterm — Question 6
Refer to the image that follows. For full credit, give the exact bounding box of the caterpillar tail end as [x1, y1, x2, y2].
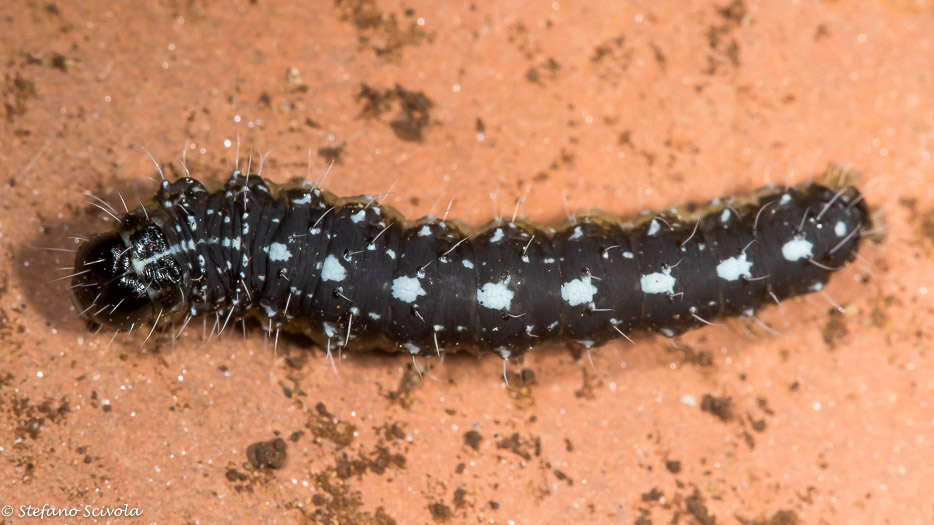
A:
[824, 163, 885, 244]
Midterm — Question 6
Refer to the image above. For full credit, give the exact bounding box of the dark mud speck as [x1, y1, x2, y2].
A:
[428, 501, 452, 522]
[685, 488, 716, 525]
[700, 394, 734, 422]
[463, 429, 483, 451]
[247, 437, 288, 470]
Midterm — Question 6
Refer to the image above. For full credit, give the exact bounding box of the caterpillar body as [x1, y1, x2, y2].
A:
[71, 168, 872, 359]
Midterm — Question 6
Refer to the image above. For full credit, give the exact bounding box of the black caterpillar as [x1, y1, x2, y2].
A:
[71, 167, 872, 359]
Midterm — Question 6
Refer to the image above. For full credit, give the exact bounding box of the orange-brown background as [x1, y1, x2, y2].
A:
[1, 1, 932, 523]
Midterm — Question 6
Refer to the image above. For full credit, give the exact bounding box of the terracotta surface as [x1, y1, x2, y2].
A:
[1, 1, 933, 523]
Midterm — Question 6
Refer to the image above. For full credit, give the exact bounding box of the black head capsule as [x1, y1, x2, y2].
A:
[71, 220, 186, 331]
[71, 233, 155, 330]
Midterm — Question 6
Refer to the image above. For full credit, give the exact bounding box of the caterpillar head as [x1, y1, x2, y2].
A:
[71, 218, 184, 331]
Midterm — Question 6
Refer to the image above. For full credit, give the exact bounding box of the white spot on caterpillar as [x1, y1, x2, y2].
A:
[322, 322, 336, 338]
[262, 304, 278, 318]
[321, 255, 347, 282]
[293, 194, 311, 204]
[477, 277, 513, 310]
[780, 194, 792, 205]
[782, 237, 814, 261]
[419, 225, 432, 236]
[368, 312, 381, 320]
[351, 210, 366, 223]
[809, 281, 824, 291]
[392, 276, 426, 303]
[561, 275, 597, 306]
[269, 242, 291, 262]
[462, 259, 474, 269]
[640, 268, 676, 294]
[720, 209, 731, 223]
[433, 324, 444, 332]
[569, 226, 583, 240]
[648, 220, 660, 236]
[386, 249, 396, 260]
[543, 257, 556, 264]
[222, 237, 242, 250]
[490, 228, 504, 243]
[403, 342, 420, 355]
[834, 221, 847, 237]
[716, 253, 753, 281]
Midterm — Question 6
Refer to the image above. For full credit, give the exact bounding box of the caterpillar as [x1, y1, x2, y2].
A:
[70, 166, 872, 360]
